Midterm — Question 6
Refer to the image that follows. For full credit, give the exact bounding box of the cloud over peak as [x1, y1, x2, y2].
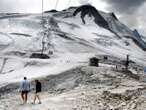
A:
[104, 0, 146, 14]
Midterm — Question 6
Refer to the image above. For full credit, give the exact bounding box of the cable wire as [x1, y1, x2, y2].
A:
[55, 0, 59, 10]
[66, 0, 72, 9]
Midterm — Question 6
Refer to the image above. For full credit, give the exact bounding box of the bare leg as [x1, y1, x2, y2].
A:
[36, 95, 41, 103]
[21, 93, 25, 103]
[24, 93, 28, 103]
[33, 94, 37, 104]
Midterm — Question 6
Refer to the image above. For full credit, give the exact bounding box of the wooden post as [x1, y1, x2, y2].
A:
[41, 41, 45, 54]
[125, 54, 129, 70]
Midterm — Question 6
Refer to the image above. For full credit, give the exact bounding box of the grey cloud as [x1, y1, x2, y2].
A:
[79, 0, 90, 5]
[0, 0, 42, 13]
[104, 0, 146, 14]
[0, 0, 19, 13]
[103, 0, 146, 35]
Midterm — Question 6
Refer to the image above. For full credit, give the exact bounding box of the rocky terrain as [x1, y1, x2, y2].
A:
[0, 62, 146, 110]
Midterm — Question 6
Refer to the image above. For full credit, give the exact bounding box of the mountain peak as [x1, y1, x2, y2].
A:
[110, 12, 118, 20]
[44, 9, 58, 13]
[73, 5, 110, 30]
[133, 29, 141, 38]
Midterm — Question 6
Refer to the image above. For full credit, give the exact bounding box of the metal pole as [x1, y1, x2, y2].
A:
[42, 0, 44, 20]
[125, 54, 129, 70]
[41, 0, 44, 54]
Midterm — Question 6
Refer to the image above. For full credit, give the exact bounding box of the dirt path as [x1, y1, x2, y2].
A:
[0, 88, 103, 110]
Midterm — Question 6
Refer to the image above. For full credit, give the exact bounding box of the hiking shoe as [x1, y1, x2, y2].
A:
[31, 102, 35, 104]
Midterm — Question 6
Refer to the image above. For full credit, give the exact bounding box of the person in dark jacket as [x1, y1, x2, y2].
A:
[32, 80, 42, 104]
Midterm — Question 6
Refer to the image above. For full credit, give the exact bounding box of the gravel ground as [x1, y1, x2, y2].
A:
[1, 66, 146, 110]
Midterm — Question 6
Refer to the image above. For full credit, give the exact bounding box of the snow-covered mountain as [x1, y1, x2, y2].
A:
[133, 29, 146, 44]
[0, 5, 146, 85]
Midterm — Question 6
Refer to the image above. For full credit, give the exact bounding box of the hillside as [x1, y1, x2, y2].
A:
[0, 5, 146, 110]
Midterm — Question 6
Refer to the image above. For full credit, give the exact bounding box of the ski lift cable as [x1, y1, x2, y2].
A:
[66, 0, 72, 9]
[49, 0, 53, 9]
[55, 0, 59, 10]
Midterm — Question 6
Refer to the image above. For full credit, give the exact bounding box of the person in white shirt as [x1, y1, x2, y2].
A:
[20, 77, 30, 104]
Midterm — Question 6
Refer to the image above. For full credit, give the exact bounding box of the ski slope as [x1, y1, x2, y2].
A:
[0, 5, 146, 86]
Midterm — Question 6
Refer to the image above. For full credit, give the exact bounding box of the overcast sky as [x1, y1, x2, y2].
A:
[0, 0, 145, 35]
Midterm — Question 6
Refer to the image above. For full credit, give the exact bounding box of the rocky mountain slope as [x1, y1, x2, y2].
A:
[0, 5, 145, 59]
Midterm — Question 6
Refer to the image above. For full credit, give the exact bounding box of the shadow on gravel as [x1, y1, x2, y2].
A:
[0, 66, 140, 97]
[0, 66, 106, 96]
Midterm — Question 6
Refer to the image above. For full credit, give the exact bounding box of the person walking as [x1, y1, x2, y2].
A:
[32, 79, 42, 104]
[20, 77, 31, 104]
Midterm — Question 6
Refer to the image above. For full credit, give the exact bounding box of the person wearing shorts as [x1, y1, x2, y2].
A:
[32, 79, 42, 104]
[20, 77, 30, 104]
